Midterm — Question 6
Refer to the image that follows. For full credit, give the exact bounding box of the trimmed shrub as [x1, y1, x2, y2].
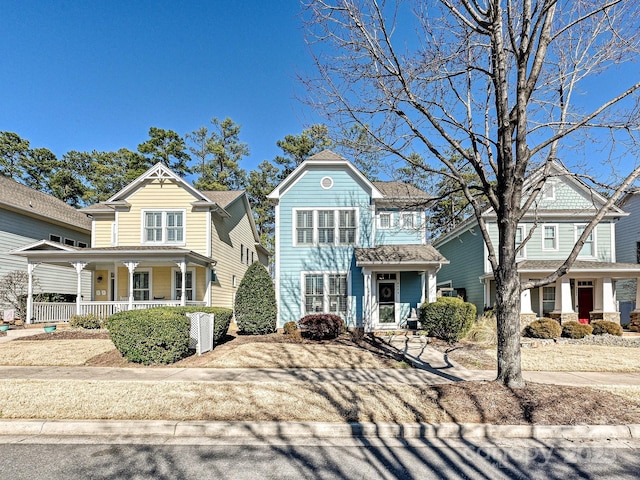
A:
[522, 318, 562, 339]
[561, 321, 593, 339]
[283, 321, 298, 335]
[234, 263, 277, 335]
[591, 320, 623, 336]
[69, 313, 103, 330]
[299, 314, 344, 340]
[419, 297, 476, 343]
[106, 309, 190, 365]
[153, 306, 233, 345]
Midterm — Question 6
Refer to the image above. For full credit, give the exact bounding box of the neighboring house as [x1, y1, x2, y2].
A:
[0, 176, 92, 320]
[12, 163, 268, 322]
[434, 160, 640, 325]
[268, 150, 448, 331]
[614, 190, 640, 330]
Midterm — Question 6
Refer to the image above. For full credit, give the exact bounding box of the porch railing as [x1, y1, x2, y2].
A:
[32, 301, 208, 324]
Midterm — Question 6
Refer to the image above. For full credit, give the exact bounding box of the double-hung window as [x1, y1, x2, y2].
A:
[515, 226, 526, 259]
[401, 213, 415, 229]
[144, 211, 184, 244]
[378, 212, 392, 229]
[542, 225, 558, 250]
[576, 224, 594, 257]
[295, 209, 357, 246]
[174, 270, 193, 301]
[296, 210, 314, 245]
[133, 272, 150, 301]
[338, 210, 356, 245]
[304, 273, 348, 316]
[542, 286, 555, 316]
[318, 210, 335, 244]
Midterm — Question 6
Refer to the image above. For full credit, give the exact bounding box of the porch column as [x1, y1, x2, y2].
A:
[71, 262, 87, 316]
[122, 262, 139, 310]
[363, 270, 372, 331]
[420, 272, 426, 304]
[631, 278, 640, 332]
[520, 277, 534, 313]
[600, 277, 619, 323]
[426, 270, 437, 303]
[551, 277, 577, 324]
[26, 262, 40, 324]
[205, 265, 212, 307]
[176, 261, 187, 306]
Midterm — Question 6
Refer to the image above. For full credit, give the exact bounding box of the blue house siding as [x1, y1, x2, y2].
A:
[374, 209, 424, 245]
[276, 166, 374, 327]
[435, 227, 486, 313]
[399, 271, 422, 319]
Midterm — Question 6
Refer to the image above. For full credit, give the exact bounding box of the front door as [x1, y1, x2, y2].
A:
[578, 288, 593, 324]
[378, 282, 395, 324]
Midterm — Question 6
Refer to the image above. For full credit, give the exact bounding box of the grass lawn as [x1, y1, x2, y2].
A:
[1, 328, 639, 424]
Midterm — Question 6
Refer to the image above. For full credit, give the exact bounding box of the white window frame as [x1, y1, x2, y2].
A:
[141, 209, 186, 245]
[515, 225, 526, 259]
[542, 224, 559, 251]
[293, 208, 359, 246]
[378, 212, 393, 230]
[132, 270, 151, 301]
[400, 212, 416, 229]
[541, 181, 556, 200]
[541, 286, 556, 317]
[301, 271, 349, 317]
[575, 224, 596, 258]
[49, 234, 61, 243]
[77, 241, 88, 248]
[171, 268, 196, 301]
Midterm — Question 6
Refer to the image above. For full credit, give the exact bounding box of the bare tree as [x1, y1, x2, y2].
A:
[304, 0, 640, 387]
[0, 271, 40, 322]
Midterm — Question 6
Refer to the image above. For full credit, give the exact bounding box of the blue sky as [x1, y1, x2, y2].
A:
[0, 1, 318, 171]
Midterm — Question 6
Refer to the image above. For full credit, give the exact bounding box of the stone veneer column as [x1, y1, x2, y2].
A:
[519, 277, 537, 329]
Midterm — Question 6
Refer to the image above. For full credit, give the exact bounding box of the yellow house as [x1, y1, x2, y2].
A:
[13, 163, 269, 322]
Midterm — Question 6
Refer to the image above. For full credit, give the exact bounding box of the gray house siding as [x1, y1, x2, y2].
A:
[0, 208, 91, 301]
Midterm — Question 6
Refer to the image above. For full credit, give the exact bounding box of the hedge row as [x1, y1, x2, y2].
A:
[106, 306, 232, 365]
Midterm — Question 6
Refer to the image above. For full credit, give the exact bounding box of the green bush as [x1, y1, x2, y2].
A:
[299, 314, 344, 340]
[561, 321, 593, 339]
[591, 320, 623, 336]
[106, 309, 191, 365]
[69, 313, 103, 329]
[234, 263, 277, 335]
[154, 306, 233, 344]
[522, 318, 562, 339]
[419, 297, 476, 343]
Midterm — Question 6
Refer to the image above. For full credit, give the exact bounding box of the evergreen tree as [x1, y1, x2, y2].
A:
[246, 160, 279, 252]
[234, 262, 277, 335]
[137, 127, 191, 176]
[274, 124, 333, 180]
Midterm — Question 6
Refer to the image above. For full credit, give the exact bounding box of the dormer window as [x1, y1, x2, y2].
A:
[143, 210, 185, 244]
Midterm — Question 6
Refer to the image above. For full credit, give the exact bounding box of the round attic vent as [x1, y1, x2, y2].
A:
[321, 176, 334, 189]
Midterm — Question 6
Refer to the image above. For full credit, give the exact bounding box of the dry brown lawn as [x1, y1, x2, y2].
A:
[1, 379, 638, 424]
[0, 340, 115, 366]
[440, 342, 640, 372]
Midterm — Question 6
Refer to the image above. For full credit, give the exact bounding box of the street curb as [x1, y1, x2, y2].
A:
[0, 420, 637, 440]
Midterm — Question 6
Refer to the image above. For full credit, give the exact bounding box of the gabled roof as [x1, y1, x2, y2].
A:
[434, 159, 626, 246]
[267, 149, 384, 200]
[373, 181, 432, 208]
[0, 176, 91, 232]
[201, 190, 245, 209]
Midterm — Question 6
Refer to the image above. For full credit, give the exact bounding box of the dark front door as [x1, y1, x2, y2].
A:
[578, 288, 593, 324]
[378, 282, 395, 324]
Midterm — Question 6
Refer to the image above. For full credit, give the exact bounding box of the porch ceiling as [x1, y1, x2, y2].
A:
[355, 244, 448, 269]
[11, 246, 216, 268]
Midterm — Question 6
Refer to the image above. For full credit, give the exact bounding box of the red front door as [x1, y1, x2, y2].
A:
[578, 288, 593, 324]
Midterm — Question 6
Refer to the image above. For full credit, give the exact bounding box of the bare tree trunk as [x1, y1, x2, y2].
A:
[494, 264, 524, 388]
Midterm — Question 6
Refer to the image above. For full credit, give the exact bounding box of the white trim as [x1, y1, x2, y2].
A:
[132, 269, 152, 301]
[274, 203, 281, 326]
[400, 212, 416, 230]
[292, 207, 359, 247]
[300, 270, 349, 317]
[140, 209, 187, 246]
[541, 180, 556, 201]
[377, 212, 393, 230]
[610, 221, 616, 262]
[541, 223, 559, 251]
[206, 210, 212, 258]
[373, 271, 400, 329]
[320, 176, 334, 189]
[515, 224, 527, 259]
[91, 221, 96, 248]
[574, 223, 597, 259]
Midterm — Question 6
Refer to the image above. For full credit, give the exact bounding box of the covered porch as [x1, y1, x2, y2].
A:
[354, 244, 448, 331]
[11, 241, 216, 324]
[483, 260, 640, 325]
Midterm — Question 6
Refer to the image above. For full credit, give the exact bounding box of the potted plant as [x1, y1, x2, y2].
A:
[43, 324, 57, 333]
